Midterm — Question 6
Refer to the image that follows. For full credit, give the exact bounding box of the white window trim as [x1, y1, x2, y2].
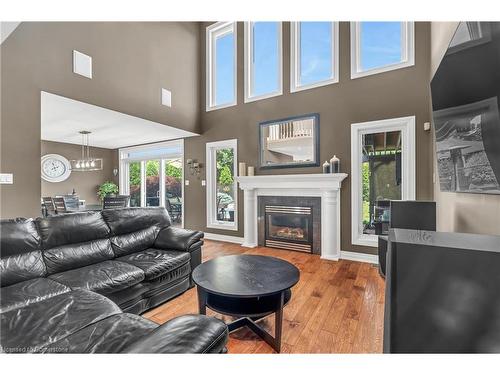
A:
[206, 22, 237, 112]
[350, 22, 415, 79]
[290, 22, 339, 93]
[118, 139, 185, 228]
[350, 116, 416, 247]
[244, 22, 283, 103]
[206, 139, 238, 231]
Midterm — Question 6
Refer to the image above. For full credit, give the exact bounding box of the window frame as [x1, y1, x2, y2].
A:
[244, 21, 283, 103]
[206, 21, 237, 112]
[350, 116, 416, 247]
[290, 21, 339, 93]
[350, 22, 415, 79]
[206, 139, 238, 231]
[118, 139, 185, 227]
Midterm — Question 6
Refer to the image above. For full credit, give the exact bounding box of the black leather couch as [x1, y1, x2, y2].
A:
[0, 207, 228, 353]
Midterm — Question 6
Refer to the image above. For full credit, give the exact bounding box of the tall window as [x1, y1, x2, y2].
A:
[119, 140, 184, 227]
[351, 22, 415, 79]
[206, 139, 238, 231]
[350, 116, 416, 247]
[206, 22, 237, 111]
[290, 22, 339, 92]
[244, 22, 282, 102]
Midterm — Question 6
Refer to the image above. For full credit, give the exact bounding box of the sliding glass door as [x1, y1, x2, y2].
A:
[120, 140, 184, 226]
[164, 158, 183, 224]
[145, 160, 160, 207]
[128, 161, 141, 207]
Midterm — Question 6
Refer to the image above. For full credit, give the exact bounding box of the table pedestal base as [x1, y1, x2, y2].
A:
[197, 288, 285, 353]
[228, 313, 283, 353]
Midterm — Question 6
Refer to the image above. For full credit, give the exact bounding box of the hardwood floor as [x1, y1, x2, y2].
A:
[142, 240, 385, 353]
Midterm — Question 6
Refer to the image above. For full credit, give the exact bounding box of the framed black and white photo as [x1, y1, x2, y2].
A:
[433, 97, 500, 194]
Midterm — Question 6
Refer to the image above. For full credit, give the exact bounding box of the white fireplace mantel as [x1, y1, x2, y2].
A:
[236, 173, 348, 261]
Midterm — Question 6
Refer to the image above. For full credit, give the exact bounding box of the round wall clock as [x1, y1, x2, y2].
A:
[41, 154, 72, 183]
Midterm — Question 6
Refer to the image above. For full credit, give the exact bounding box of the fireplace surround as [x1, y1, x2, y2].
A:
[258, 197, 321, 254]
[237, 173, 348, 260]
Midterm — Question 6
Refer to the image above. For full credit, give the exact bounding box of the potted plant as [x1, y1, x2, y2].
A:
[97, 181, 119, 201]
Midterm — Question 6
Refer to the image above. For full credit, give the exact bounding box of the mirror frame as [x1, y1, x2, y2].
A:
[258, 113, 320, 170]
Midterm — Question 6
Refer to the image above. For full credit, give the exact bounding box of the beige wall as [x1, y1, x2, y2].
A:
[41, 141, 118, 206]
[430, 22, 500, 235]
[1, 21, 439, 256]
[184, 22, 434, 255]
[1, 22, 200, 219]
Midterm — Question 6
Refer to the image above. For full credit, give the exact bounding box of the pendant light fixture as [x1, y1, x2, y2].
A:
[70, 131, 103, 171]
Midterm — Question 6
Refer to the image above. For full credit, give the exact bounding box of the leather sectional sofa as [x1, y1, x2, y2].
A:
[0, 207, 228, 353]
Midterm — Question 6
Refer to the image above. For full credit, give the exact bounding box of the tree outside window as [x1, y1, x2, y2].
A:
[216, 148, 235, 222]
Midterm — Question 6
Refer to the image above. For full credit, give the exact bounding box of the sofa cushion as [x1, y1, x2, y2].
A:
[0, 251, 47, 287]
[123, 314, 228, 353]
[101, 207, 171, 236]
[109, 226, 159, 257]
[43, 238, 114, 274]
[0, 278, 70, 313]
[0, 219, 46, 287]
[40, 313, 158, 353]
[0, 218, 40, 257]
[48, 260, 144, 295]
[0, 289, 121, 353]
[155, 226, 204, 252]
[102, 207, 172, 257]
[104, 282, 148, 307]
[117, 249, 190, 281]
[36, 211, 110, 249]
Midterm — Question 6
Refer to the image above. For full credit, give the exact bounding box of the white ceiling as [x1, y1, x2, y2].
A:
[1, 22, 20, 44]
[41, 92, 198, 149]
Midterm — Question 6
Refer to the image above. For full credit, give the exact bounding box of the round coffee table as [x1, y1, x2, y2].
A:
[192, 254, 300, 352]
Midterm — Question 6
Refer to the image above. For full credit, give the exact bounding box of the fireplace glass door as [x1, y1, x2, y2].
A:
[265, 205, 312, 252]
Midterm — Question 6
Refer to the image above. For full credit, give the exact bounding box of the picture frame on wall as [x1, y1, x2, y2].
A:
[258, 113, 320, 169]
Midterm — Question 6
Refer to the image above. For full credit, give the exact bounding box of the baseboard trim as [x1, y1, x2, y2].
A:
[340, 250, 379, 264]
[320, 254, 340, 261]
[204, 233, 245, 244]
[203, 234, 379, 265]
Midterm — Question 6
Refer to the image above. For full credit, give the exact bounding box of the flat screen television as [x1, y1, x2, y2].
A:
[384, 228, 500, 353]
[431, 22, 500, 194]
[389, 200, 436, 231]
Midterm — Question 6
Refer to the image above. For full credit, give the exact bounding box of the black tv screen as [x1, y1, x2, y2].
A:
[390, 200, 436, 231]
[384, 228, 500, 353]
[431, 22, 500, 194]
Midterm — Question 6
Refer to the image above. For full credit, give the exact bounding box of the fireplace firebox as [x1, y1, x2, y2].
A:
[264, 205, 313, 253]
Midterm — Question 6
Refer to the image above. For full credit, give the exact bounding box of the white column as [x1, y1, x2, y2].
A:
[321, 189, 340, 260]
[241, 188, 257, 247]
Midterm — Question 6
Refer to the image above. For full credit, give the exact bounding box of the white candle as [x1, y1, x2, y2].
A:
[239, 162, 247, 176]
[247, 166, 255, 176]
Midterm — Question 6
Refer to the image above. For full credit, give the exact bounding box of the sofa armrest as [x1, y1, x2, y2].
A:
[154, 226, 204, 252]
[123, 314, 228, 353]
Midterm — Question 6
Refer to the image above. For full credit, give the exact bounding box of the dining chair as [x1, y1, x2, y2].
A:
[52, 197, 68, 214]
[62, 195, 79, 210]
[42, 197, 56, 217]
[166, 198, 182, 223]
[103, 195, 130, 209]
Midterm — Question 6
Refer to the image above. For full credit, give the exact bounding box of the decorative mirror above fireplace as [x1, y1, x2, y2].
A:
[259, 113, 320, 169]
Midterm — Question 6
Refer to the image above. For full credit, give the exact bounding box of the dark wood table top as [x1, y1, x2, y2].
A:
[66, 204, 103, 212]
[192, 254, 300, 298]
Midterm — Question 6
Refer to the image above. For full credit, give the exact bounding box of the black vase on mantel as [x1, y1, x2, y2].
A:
[322, 161, 330, 174]
[330, 155, 340, 173]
